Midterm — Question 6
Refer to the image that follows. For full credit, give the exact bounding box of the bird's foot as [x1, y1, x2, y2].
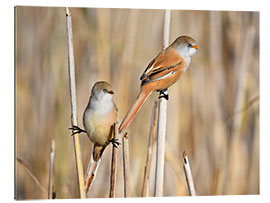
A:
[68, 125, 87, 136]
[109, 138, 121, 148]
[159, 89, 169, 100]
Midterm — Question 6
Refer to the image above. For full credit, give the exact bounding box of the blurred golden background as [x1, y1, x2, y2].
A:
[15, 6, 259, 199]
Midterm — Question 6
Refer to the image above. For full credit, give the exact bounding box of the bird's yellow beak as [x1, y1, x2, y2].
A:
[108, 90, 114, 95]
[192, 45, 199, 49]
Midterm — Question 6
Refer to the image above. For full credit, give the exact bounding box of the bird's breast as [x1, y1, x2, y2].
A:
[183, 57, 191, 72]
[83, 106, 116, 146]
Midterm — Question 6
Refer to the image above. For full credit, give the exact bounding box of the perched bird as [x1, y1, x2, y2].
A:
[70, 81, 118, 193]
[119, 35, 198, 133]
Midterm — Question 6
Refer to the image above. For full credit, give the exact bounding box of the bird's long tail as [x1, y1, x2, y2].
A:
[84, 145, 105, 193]
[119, 87, 153, 133]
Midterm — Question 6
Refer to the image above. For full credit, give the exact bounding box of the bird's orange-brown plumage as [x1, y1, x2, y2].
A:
[119, 35, 198, 133]
[118, 86, 153, 133]
[119, 48, 185, 133]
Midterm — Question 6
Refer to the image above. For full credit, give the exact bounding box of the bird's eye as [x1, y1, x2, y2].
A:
[188, 43, 193, 48]
[103, 89, 107, 93]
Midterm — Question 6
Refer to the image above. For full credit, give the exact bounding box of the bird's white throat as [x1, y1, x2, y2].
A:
[90, 94, 114, 115]
[176, 46, 197, 72]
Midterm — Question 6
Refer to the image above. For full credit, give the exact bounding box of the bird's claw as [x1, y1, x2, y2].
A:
[109, 138, 121, 148]
[68, 125, 86, 136]
[159, 90, 169, 100]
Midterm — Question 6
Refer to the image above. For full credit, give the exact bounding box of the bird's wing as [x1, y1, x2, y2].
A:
[140, 47, 183, 84]
[140, 52, 161, 80]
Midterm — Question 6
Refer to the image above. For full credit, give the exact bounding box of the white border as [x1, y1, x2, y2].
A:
[1, 0, 269, 203]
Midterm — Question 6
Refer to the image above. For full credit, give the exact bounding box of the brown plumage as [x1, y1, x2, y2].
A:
[119, 35, 198, 133]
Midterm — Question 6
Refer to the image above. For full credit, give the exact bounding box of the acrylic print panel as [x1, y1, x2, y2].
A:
[15, 6, 259, 199]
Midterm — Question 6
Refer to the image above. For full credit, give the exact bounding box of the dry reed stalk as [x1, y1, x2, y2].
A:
[109, 123, 118, 198]
[65, 7, 86, 198]
[122, 132, 131, 197]
[48, 139, 55, 199]
[142, 100, 158, 197]
[213, 168, 225, 195]
[16, 158, 47, 197]
[164, 143, 185, 184]
[209, 11, 226, 127]
[154, 9, 171, 197]
[183, 151, 196, 196]
[117, 10, 139, 116]
[227, 94, 259, 123]
[96, 8, 111, 82]
[224, 25, 256, 195]
[231, 26, 256, 133]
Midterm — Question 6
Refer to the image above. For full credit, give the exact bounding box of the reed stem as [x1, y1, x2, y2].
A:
[154, 9, 171, 197]
[65, 7, 86, 198]
[142, 100, 158, 196]
[48, 139, 55, 199]
[109, 123, 118, 198]
[16, 158, 47, 197]
[122, 132, 131, 197]
[183, 151, 196, 196]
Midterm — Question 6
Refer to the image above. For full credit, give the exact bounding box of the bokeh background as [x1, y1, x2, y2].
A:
[15, 6, 259, 199]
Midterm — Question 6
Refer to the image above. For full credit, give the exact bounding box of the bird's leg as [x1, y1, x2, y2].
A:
[68, 125, 87, 136]
[158, 88, 169, 100]
[109, 138, 121, 148]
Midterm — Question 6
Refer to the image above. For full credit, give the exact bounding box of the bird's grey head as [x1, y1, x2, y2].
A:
[91, 81, 114, 102]
[171, 35, 199, 59]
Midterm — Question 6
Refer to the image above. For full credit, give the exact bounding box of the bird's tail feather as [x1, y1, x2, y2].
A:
[84, 145, 104, 193]
[119, 88, 153, 133]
